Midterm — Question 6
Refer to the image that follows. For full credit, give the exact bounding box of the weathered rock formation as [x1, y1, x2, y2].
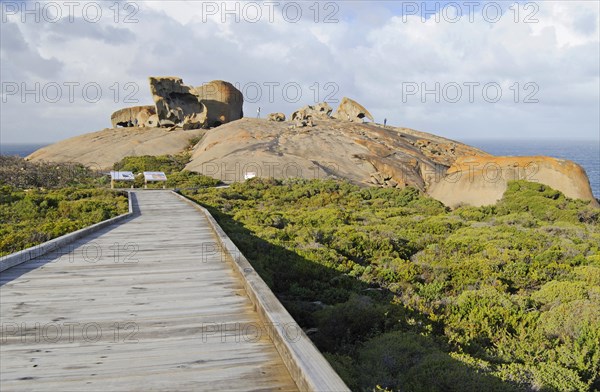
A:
[28, 77, 599, 209]
[291, 102, 333, 120]
[428, 156, 600, 208]
[111, 106, 157, 128]
[290, 112, 314, 128]
[148, 77, 243, 129]
[27, 127, 205, 170]
[192, 80, 244, 127]
[290, 102, 333, 128]
[182, 118, 598, 207]
[185, 117, 487, 191]
[149, 77, 206, 128]
[27, 116, 598, 208]
[268, 112, 286, 122]
[334, 97, 374, 122]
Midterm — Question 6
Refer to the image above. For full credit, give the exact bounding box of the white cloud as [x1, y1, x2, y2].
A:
[0, 0, 598, 144]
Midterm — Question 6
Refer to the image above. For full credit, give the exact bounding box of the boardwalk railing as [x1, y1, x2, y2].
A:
[175, 192, 350, 391]
[0, 191, 134, 273]
[1, 190, 349, 391]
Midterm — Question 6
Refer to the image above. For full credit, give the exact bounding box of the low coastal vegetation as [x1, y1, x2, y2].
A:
[0, 154, 218, 256]
[0, 156, 105, 189]
[183, 178, 600, 391]
[0, 157, 128, 256]
[112, 154, 220, 189]
[0, 187, 128, 257]
[3, 153, 599, 390]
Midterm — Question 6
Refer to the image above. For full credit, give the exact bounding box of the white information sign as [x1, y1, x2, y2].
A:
[143, 172, 168, 182]
[110, 171, 135, 181]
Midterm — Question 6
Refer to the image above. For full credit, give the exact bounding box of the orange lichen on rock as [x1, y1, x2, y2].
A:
[429, 155, 598, 208]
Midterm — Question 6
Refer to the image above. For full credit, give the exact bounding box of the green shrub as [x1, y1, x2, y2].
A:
[313, 295, 389, 352]
[0, 188, 128, 256]
[113, 154, 190, 174]
[182, 178, 600, 391]
[356, 331, 518, 392]
[0, 156, 103, 188]
[531, 281, 589, 308]
[166, 170, 220, 188]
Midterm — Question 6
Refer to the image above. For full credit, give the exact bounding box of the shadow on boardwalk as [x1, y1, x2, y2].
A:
[0, 191, 299, 391]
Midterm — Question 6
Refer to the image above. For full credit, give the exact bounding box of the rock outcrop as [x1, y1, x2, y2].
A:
[149, 77, 206, 128]
[428, 156, 600, 208]
[148, 77, 243, 129]
[334, 97, 374, 122]
[291, 103, 333, 121]
[290, 112, 314, 128]
[27, 117, 598, 208]
[111, 106, 157, 128]
[184, 117, 488, 191]
[268, 112, 286, 122]
[27, 76, 598, 209]
[192, 80, 244, 127]
[290, 102, 333, 128]
[27, 127, 205, 170]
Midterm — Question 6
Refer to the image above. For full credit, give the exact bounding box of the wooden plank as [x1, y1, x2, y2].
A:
[1, 191, 298, 391]
[176, 194, 350, 391]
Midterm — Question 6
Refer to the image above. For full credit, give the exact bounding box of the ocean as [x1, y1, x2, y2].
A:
[1, 144, 48, 158]
[2, 141, 599, 199]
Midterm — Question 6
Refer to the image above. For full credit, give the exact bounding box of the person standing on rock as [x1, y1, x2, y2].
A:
[257, 107, 261, 119]
[384, 118, 387, 127]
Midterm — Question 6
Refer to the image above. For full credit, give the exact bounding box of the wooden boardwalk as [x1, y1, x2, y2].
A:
[0, 191, 299, 391]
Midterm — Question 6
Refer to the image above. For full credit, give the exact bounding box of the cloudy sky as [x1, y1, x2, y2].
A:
[1, 0, 599, 144]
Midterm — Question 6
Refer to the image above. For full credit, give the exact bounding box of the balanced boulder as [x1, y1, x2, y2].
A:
[268, 112, 286, 122]
[111, 105, 156, 128]
[291, 102, 333, 121]
[192, 81, 244, 127]
[334, 97, 374, 122]
[149, 77, 206, 128]
[290, 102, 333, 128]
[148, 77, 243, 129]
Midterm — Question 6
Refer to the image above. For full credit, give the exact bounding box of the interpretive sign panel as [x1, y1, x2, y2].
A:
[144, 172, 168, 182]
[110, 171, 135, 181]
